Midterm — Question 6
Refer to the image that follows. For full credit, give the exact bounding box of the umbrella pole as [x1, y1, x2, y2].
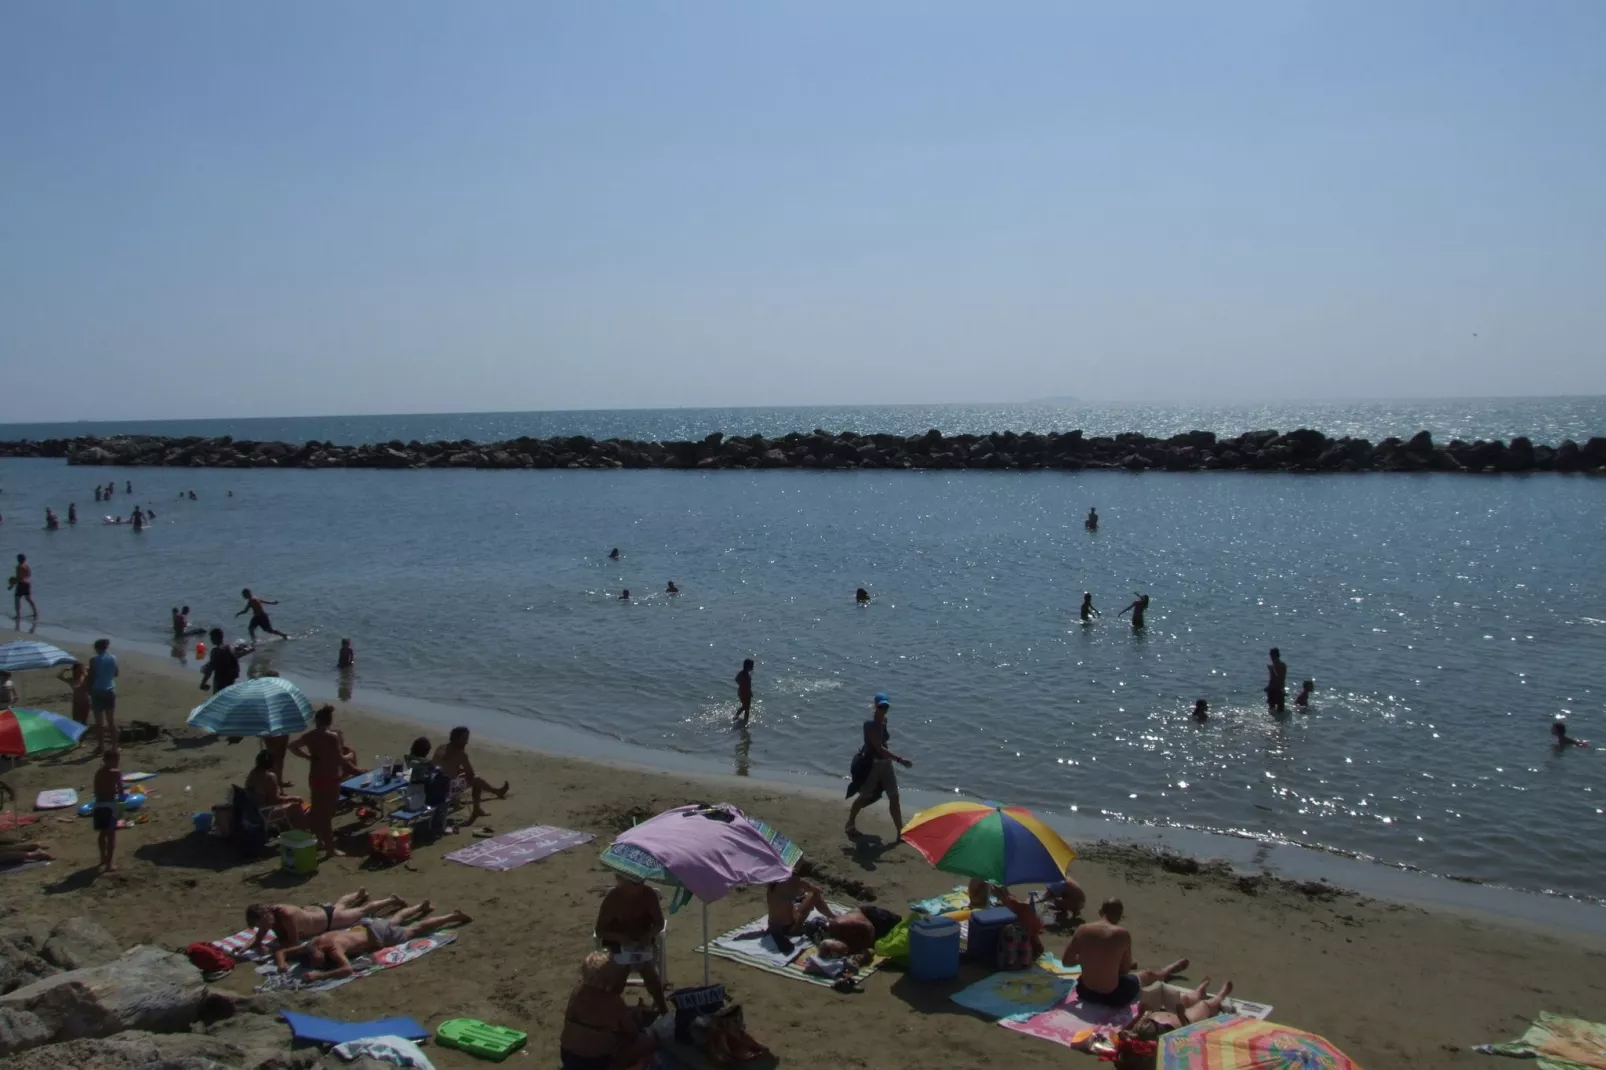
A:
[702, 902, 710, 986]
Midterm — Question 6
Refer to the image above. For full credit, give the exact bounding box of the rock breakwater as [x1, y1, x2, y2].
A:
[1, 429, 1603, 473]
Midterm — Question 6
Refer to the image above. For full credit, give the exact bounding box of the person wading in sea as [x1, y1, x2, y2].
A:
[237, 588, 290, 641]
[1265, 648, 1289, 715]
[1119, 593, 1149, 630]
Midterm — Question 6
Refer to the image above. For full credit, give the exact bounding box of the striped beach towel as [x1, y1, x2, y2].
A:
[254, 931, 457, 993]
[213, 926, 279, 960]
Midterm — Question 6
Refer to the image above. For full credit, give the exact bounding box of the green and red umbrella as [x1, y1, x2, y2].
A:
[901, 800, 1077, 885]
[0, 708, 87, 758]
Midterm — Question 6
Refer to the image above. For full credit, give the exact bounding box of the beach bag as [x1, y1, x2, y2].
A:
[699, 1004, 770, 1065]
[845, 748, 874, 799]
[671, 983, 728, 1043]
[872, 916, 914, 966]
[119, 720, 161, 744]
[184, 942, 235, 977]
[996, 923, 1033, 970]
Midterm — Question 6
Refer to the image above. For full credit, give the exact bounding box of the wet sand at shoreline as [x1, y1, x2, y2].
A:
[2, 638, 1603, 1068]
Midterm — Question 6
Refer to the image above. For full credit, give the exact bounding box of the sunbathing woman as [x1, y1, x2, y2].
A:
[242, 889, 405, 954]
[273, 900, 469, 983]
[559, 952, 660, 1070]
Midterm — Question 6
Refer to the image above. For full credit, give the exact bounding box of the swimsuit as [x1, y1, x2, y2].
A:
[1076, 973, 1141, 1007]
[363, 919, 408, 948]
[92, 802, 119, 831]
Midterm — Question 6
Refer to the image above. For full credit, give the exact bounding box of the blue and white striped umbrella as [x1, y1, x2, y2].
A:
[187, 677, 315, 736]
[0, 641, 76, 673]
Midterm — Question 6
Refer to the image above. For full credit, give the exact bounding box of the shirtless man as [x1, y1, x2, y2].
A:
[734, 658, 754, 723]
[243, 889, 405, 954]
[288, 705, 350, 856]
[1266, 648, 1289, 715]
[1063, 898, 1188, 1007]
[1119, 593, 1149, 630]
[273, 901, 469, 983]
[236, 588, 289, 641]
[432, 727, 508, 819]
[806, 907, 879, 963]
[595, 875, 668, 1015]
[11, 554, 36, 618]
[761, 865, 833, 952]
[1080, 592, 1099, 622]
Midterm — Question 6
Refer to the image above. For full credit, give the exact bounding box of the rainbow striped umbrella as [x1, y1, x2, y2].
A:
[1162, 1016, 1360, 1069]
[900, 801, 1076, 885]
[0, 708, 87, 758]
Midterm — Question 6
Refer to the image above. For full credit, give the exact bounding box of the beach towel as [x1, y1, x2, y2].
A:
[444, 825, 592, 871]
[910, 885, 970, 916]
[951, 968, 1078, 1021]
[710, 914, 817, 968]
[282, 1011, 430, 1044]
[0, 812, 40, 832]
[213, 925, 279, 961]
[0, 860, 49, 877]
[999, 993, 1138, 1051]
[697, 908, 884, 989]
[254, 931, 457, 993]
[331, 1035, 436, 1069]
[1223, 998, 1275, 1021]
[1476, 1011, 1606, 1069]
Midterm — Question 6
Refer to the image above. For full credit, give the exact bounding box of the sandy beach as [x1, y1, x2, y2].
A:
[2, 636, 1603, 1069]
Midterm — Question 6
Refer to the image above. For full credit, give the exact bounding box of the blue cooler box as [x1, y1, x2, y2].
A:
[964, 906, 1017, 966]
[908, 915, 961, 982]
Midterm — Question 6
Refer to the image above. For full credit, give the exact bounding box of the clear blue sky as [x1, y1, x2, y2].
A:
[3, 2, 1603, 421]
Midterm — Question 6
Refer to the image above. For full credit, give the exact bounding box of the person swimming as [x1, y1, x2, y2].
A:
[855, 588, 870, 604]
[1085, 508, 1098, 531]
[1294, 679, 1314, 708]
[1119, 593, 1149, 629]
[1552, 721, 1588, 748]
[666, 581, 679, 595]
[619, 589, 630, 601]
[608, 548, 620, 560]
[1080, 593, 1099, 622]
[1192, 699, 1209, 722]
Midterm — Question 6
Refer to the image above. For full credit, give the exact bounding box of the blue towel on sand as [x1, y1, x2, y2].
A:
[950, 970, 1078, 1022]
[280, 1011, 429, 1044]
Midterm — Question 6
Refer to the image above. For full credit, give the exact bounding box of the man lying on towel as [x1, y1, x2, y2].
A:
[803, 903, 901, 965]
[243, 888, 406, 954]
[272, 901, 469, 983]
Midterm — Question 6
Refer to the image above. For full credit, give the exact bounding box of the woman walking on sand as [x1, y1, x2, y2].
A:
[845, 692, 913, 843]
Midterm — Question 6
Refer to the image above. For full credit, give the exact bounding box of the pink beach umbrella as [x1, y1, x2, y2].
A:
[604, 803, 795, 983]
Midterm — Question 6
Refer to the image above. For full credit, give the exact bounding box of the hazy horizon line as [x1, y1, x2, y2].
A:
[3, 392, 1604, 432]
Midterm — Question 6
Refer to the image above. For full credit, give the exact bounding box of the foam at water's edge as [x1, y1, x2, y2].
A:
[15, 622, 1606, 940]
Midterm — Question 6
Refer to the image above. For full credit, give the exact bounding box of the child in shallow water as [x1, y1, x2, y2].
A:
[1294, 680, 1315, 708]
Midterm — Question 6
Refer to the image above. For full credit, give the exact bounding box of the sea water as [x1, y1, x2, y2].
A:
[1, 399, 1602, 900]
